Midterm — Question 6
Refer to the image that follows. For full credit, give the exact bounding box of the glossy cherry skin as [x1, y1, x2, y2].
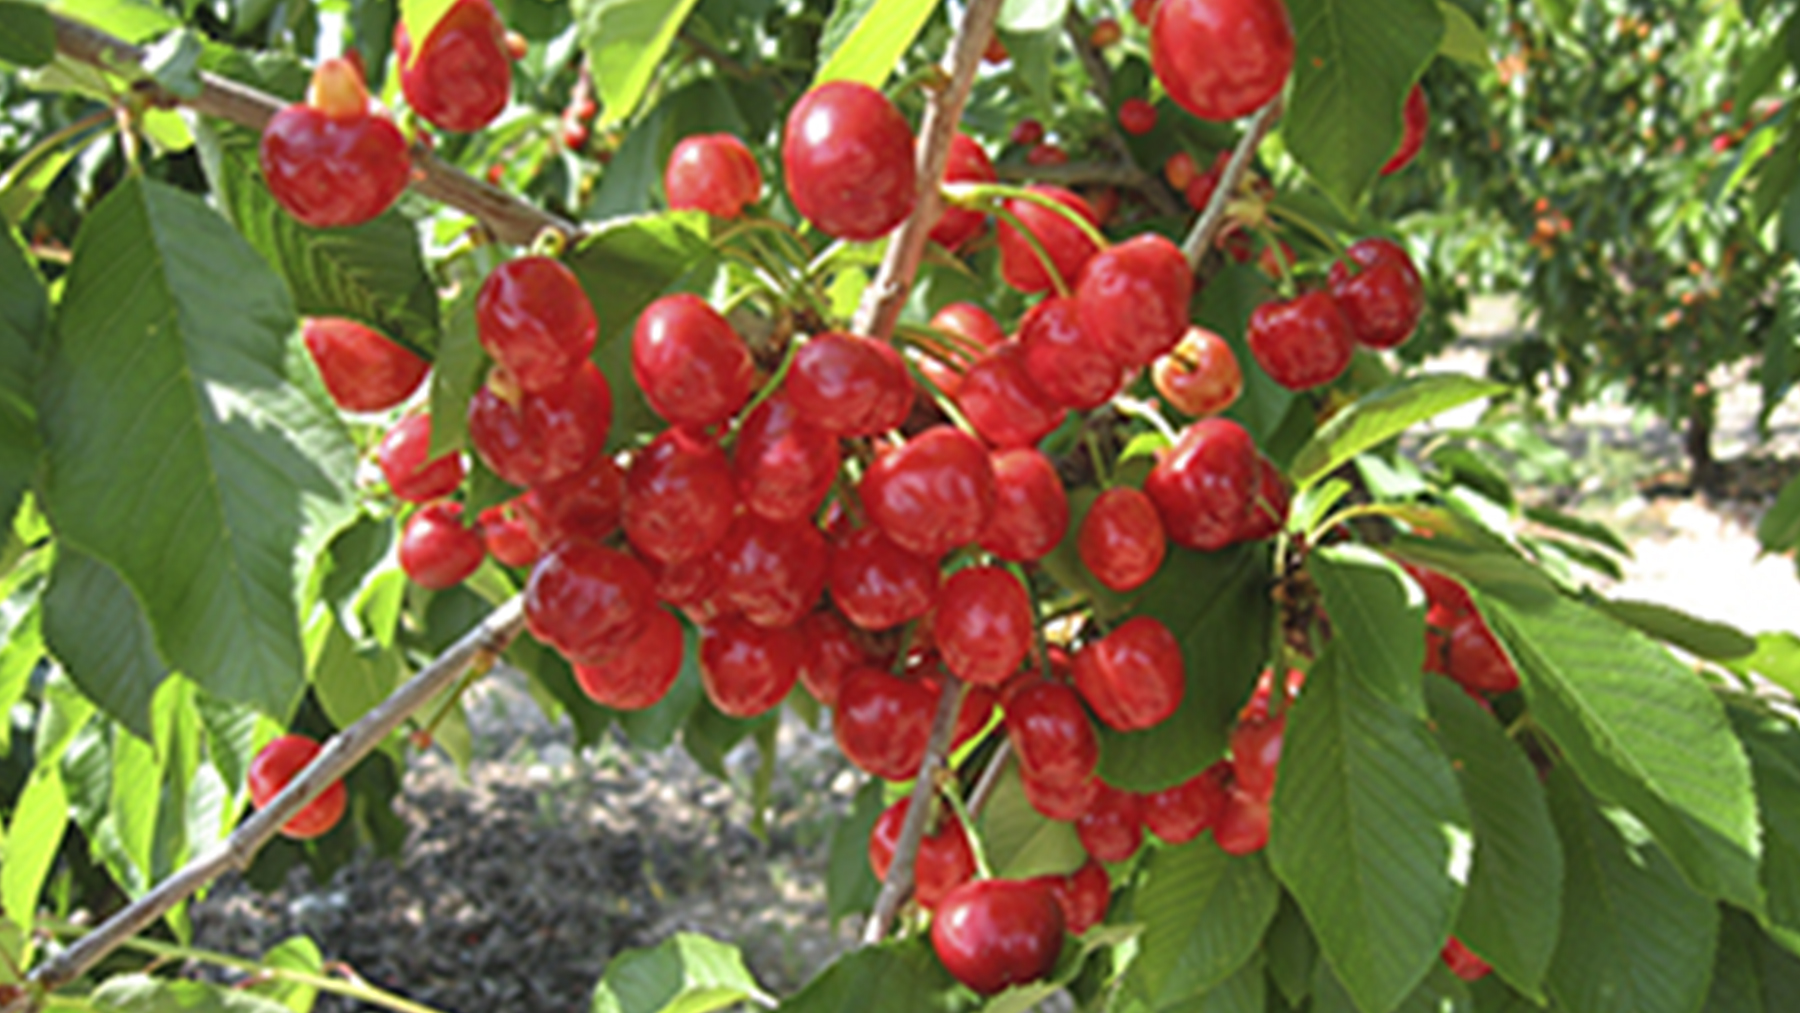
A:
[476, 256, 599, 394]
[1237, 455, 1291, 541]
[1073, 616, 1186, 731]
[1402, 562, 1473, 615]
[665, 133, 762, 218]
[930, 133, 998, 251]
[395, 0, 511, 133]
[1076, 234, 1193, 369]
[834, 666, 939, 780]
[1027, 143, 1069, 166]
[622, 429, 737, 566]
[932, 880, 1065, 996]
[869, 798, 977, 910]
[1023, 770, 1102, 822]
[399, 502, 485, 589]
[1019, 296, 1122, 411]
[467, 361, 612, 486]
[920, 302, 1007, 398]
[860, 426, 996, 559]
[1380, 85, 1429, 175]
[573, 607, 683, 710]
[829, 526, 940, 631]
[1119, 97, 1158, 135]
[261, 59, 410, 228]
[303, 317, 428, 413]
[1076, 782, 1145, 863]
[1143, 762, 1230, 844]
[1327, 238, 1425, 350]
[997, 186, 1103, 294]
[378, 413, 466, 503]
[786, 332, 915, 437]
[1011, 119, 1046, 146]
[797, 610, 864, 708]
[249, 735, 348, 839]
[717, 513, 830, 629]
[1247, 291, 1355, 391]
[1036, 859, 1111, 936]
[1441, 938, 1493, 982]
[932, 566, 1034, 687]
[632, 294, 754, 430]
[525, 542, 656, 664]
[1447, 611, 1521, 694]
[653, 550, 729, 624]
[980, 449, 1070, 563]
[1145, 417, 1257, 551]
[1006, 680, 1100, 788]
[1153, 325, 1242, 417]
[1213, 782, 1271, 854]
[520, 453, 625, 550]
[479, 500, 541, 567]
[732, 396, 840, 524]
[958, 343, 1068, 450]
[1231, 712, 1285, 798]
[782, 81, 916, 240]
[1151, 0, 1294, 122]
[698, 614, 804, 717]
[1078, 487, 1168, 592]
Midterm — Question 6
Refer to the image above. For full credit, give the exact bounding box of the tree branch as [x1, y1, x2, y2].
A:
[1179, 98, 1284, 269]
[49, 14, 577, 247]
[860, 675, 967, 945]
[851, 0, 1007, 340]
[23, 598, 528, 1000]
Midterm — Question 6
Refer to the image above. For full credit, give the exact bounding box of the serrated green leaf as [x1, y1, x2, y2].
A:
[2, 764, 65, 944]
[827, 778, 884, 924]
[107, 721, 159, 894]
[979, 761, 1086, 880]
[1729, 704, 1800, 947]
[1520, 505, 1631, 559]
[309, 612, 401, 732]
[1264, 894, 1316, 1007]
[1289, 375, 1507, 490]
[51, 0, 179, 42]
[40, 177, 358, 718]
[777, 937, 976, 1013]
[0, 2, 54, 67]
[41, 548, 170, 742]
[0, 227, 44, 531]
[1124, 841, 1280, 1008]
[1310, 544, 1426, 716]
[1592, 597, 1755, 662]
[1708, 906, 1766, 1013]
[591, 932, 765, 1013]
[92, 974, 296, 1013]
[1436, 1, 1490, 66]
[816, 0, 942, 87]
[428, 265, 485, 457]
[1147, 953, 1265, 1013]
[575, 0, 706, 128]
[250, 935, 324, 1013]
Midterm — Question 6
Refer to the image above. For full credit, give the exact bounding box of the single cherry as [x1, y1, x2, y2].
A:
[1006, 680, 1100, 788]
[1441, 938, 1493, 982]
[621, 429, 737, 566]
[1078, 486, 1168, 592]
[829, 526, 940, 631]
[782, 81, 916, 240]
[958, 343, 1068, 450]
[395, 0, 511, 133]
[1076, 233, 1193, 369]
[932, 566, 1034, 687]
[378, 413, 467, 503]
[665, 132, 763, 218]
[1153, 325, 1242, 417]
[1327, 237, 1425, 350]
[869, 798, 977, 910]
[980, 449, 1070, 563]
[399, 502, 485, 589]
[632, 294, 754, 430]
[573, 607, 684, 710]
[476, 256, 599, 394]
[1213, 781, 1271, 855]
[525, 542, 656, 664]
[1132, 0, 1157, 23]
[303, 317, 428, 413]
[997, 186, 1103, 294]
[785, 332, 915, 437]
[732, 395, 841, 524]
[1073, 616, 1186, 731]
[479, 500, 542, 567]
[1231, 712, 1285, 798]
[1023, 770, 1102, 822]
[1447, 611, 1521, 694]
[699, 614, 804, 717]
[930, 133, 998, 251]
[249, 734, 348, 839]
[1076, 782, 1145, 863]
[1011, 119, 1046, 146]
[519, 453, 625, 550]
[1247, 291, 1355, 391]
[797, 610, 864, 708]
[1151, 0, 1294, 121]
[467, 361, 612, 486]
[932, 880, 1065, 996]
[1165, 151, 1200, 191]
[834, 666, 939, 780]
[1019, 296, 1122, 411]
[1119, 98, 1158, 135]
[1034, 859, 1111, 935]
[1144, 417, 1257, 551]
[717, 513, 830, 630]
[1143, 762, 1230, 844]
[261, 58, 410, 228]
[1380, 85, 1429, 175]
[861, 426, 997, 559]
[1091, 17, 1123, 47]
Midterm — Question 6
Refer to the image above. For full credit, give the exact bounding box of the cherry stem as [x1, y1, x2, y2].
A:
[528, 227, 568, 260]
[935, 773, 993, 880]
[1258, 223, 1299, 299]
[989, 203, 1073, 298]
[1180, 97, 1285, 270]
[722, 335, 802, 452]
[1084, 429, 1113, 488]
[1009, 561, 1054, 681]
[1112, 395, 1180, 446]
[1267, 203, 1347, 259]
[901, 353, 983, 440]
[894, 320, 988, 364]
[945, 181, 1113, 255]
[862, 675, 968, 944]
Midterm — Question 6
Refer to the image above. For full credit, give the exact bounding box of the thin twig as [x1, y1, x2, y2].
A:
[965, 740, 1013, 818]
[851, 0, 1007, 340]
[1179, 98, 1284, 269]
[860, 676, 966, 945]
[49, 14, 575, 246]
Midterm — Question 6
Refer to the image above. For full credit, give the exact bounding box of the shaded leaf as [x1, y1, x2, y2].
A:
[1728, 704, 1800, 947]
[979, 760, 1086, 880]
[777, 937, 976, 1013]
[1289, 376, 1507, 490]
[0, 226, 44, 532]
[1310, 544, 1426, 716]
[1124, 841, 1280, 1007]
[0, 2, 54, 68]
[591, 932, 765, 1013]
[1592, 597, 1756, 662]
[1436, 1, 1490, 66]
[41, 547, 170, 742]
[826, 779, 884, 924]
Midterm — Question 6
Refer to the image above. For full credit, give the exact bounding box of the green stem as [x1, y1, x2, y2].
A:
[722, 335, 803, 450]
[894, 320, 988, 364]
[1084, 429, 1112, 488]
[1112, 395, 1180, 445]
[991, 205, 1073, 297]
[1257, 224, 1297, 299]
[1009, 562, 1053, 680]
[936, 775, 992, 880]
[902, 353, 981, 439]
[945, 181, 1112, 254]
[1267, 203, 1347, 259]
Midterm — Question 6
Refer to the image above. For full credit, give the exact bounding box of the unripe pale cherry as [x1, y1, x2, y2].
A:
[632, 294, 754, 430]
[782, 81, 917, 240]
[1153, 325, 1243, 417]
[665, 133, 763, 218]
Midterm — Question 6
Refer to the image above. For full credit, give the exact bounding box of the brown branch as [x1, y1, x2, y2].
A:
[860, 675, 967, 945]
[49, 14, 576, 246]
[1180, 97, 1284, 269]
[24, 598, 527, 1000]
[1061, 7, 1182, 219]
[851, 0, 1007, 340]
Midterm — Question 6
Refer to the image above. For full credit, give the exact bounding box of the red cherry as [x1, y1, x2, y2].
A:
[984, 36, 1010, 64]
[622, 429, 737, 566]
[652, 550, 728, 623]
[1380, 85, 1429, 175]
[997, 186, 1103, 295]
[399, 502, 485, 589]
[261, 59, 410, 228]
[979, 449, 1069, 563]
[1006, 680, 1100, 788]
[476, 256, 599, 394]
[249, 735, 348, 839]
[829, 527, 940, 631]
[467, 361, 612, 486]
[665, 132, 762, 218]
[869, 798, 977, 910]
[930, 133, 998, 251]
[920, 302, 1007, 398]
[785, 332, 915, 437]
[1213, 782, 1270, 854]
[573, 607, 683, 710]
[1023, 770, 1102, 822]
[1073, 616, 1186, 731]
[782, 81, 916, 240]
[717, 513, 830, 629]
[519, 453, 625, 550]
[1090, 17, 1123, 47]
[1078, 486, 1168, 592]
[1402, 562, 1473, 615]
[1153, 325, 1242, 417]
[1075, 234, 1192, 370]
[1441, 937, 1493, 982]
[525, 542, 656, 664]
[835, 666, 939, 780]
[1165, 151, 1200, 191]
[632, 294, 754, 430]
[1076, 782, 1145, 863]
[732, 395, 841, 524]
[1132, 0, 1157, 23]
[378, 413, 466, 503]
[1010, 119, 1046, 147]
[478, 500, 542, 567]
[1119, 97, 1158, 135]
[1026, 143, 1069, 166]
[1144, 418, 1257, 551]
[1237, 454, 1290, 541]
[302, 317, 428, 413]
[798, 610, 864, 708]
[1150, 0, 1294, 121]
[958, 343, 1069, 450]
[861, 426, 997, 559]
[1035, 859, 1110, 936]
[1239, 667, 1306, 723]
[699, 614, 804, 717]
[1142, 762, 1229, 844]
[1019, 296, 1123, 411]
[1185, 168, 1220, 211]
[395, 0, 511, 133]
[1327, 238, 1425, 350]
[1447, 611, 1520, 694]
[932, 880, 1065, 995]
[933, 566, 1033, 687]
[1247, 291, 1355, 391]
[1231, 712, 1285, 798]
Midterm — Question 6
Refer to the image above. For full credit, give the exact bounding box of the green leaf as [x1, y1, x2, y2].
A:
[1309, 545, 1426, 716]
[1, 765, 65, 941]
[1521, 504, 1630, 558]
[816, 0, 942, 87]
[1591, 597, 1756, 662]
[427, 263, 486, 457]
[92, 974, 296, 1013]
[1264, 894, 1316, 1007]
[1427, 680, 1561, 1000]
[1728, 632, 1800, 699]
[250, 935, 325, 1013]
[1144, 954, 1266, 1013]
[1762, 473, 1800, 554]
[574, 0, 706, 129]
[308, 612, 401, 732]
[41, 548, 171, 742]
[1201, 266, 1291, 447]
[997, 0, 1068, 33]
[1543, 770, 1718, 1013]
[1096, 543, 1272, 791]
[777, 937, 976, 1013]
[826, 779, 884, 924]
[1124, 842, 1280, 1007]
[1288, 375, 1507, 490]
[0, 227, 44, 531]
[591, 932, 765, 1013]
[399, 0, 456, 64]
[143, 28, 204, 99]
[0, 2, 55, 67]
[1707, 906, 1766, 1013]
[1728, 704, 1800, 946]
[107, 721, 160, 894]
[1435, 1, 1490, 67]
[979, 761, 1087, 880]
[1267, 647, 1471, 1013]
[39, 177, 358, 718]
[1285, 0, 1442, 209]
